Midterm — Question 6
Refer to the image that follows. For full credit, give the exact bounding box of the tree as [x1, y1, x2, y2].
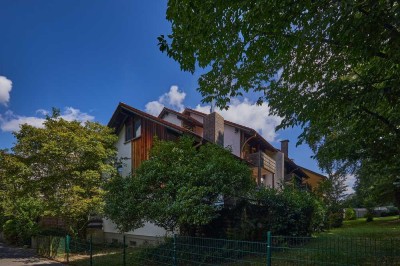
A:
[314, 168, 347, 227]
[0, 150, 42, 244]
[354, 161, 400, 213]
[104, 136, 254, 233]
[159, 1, 400, 201]
[0, 114, 118, 238]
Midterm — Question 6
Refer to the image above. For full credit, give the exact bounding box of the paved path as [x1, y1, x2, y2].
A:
[0, 242, 64, 266]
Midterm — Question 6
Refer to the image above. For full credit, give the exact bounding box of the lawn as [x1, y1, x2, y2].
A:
[68, 216, 400, 266]
[319, 215, 400, 238]
[270, 216, 400, 265]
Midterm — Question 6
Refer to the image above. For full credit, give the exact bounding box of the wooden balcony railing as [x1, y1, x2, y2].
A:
[246, 151, 276, 173]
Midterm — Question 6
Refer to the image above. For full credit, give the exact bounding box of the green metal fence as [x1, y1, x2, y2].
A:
[35, 233, 400, 265]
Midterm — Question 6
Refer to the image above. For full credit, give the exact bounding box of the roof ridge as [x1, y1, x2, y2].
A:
[113, 103, 191, 134]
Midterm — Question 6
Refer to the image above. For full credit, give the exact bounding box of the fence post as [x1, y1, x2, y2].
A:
[123, 234, 126, 266]
[267, 231, 272, 266]
[173, 234, 177, 266]
[65, 234, 70, 263]
[90, 234, 93, 266]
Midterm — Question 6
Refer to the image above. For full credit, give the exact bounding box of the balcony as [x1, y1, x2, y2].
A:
[246, 151, 276, 173]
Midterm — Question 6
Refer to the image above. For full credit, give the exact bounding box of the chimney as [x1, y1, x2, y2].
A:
[280, 139, 289, 157]
[203, 112, 224, 146]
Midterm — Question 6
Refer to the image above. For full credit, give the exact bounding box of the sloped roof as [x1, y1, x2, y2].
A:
[108, 102, 193, 135]
[183, 108, 277, 152]
[158, 107, 203, 127]
[300, 167, 327, 180]
[108, 103, 255, 167]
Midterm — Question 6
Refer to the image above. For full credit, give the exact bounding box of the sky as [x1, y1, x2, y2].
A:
[0, 1, 354, 191]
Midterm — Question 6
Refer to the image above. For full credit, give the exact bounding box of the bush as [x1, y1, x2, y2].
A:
[344, 208, 356, 220]
[38, 227, 68, 237]
[207, 187, 327, 239]
[385, 206, 399, 216]
[328, 212, 343, 228]
[311, 198, 328, 232]
[365, 212, 374, 222]
[3, 218, 38, 245]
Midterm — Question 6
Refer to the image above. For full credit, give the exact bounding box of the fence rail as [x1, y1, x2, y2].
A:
[35, 233, 400, 265]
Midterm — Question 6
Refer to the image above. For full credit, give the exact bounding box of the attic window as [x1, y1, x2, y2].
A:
[125, 120, 133, 141]
[125, 117, 141, 141]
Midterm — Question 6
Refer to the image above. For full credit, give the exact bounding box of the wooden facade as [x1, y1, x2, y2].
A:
[131, 118, 179, 170]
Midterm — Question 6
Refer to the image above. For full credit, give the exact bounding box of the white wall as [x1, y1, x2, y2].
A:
[274, 151, 285, 187]
[224, 124, 241, 157]
[263, 172, 275, 188]
[103, 219, 167, 237]
[116, 125, 132, 177]
[190, 113, 204, 123]
[162, 113, 181, 127]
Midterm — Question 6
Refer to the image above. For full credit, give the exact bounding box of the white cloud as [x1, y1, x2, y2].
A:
[36, 109, 49, 116]
[0, 76, 12, 106]
[145, 101, 165, 116]
[0, 110, 46, 132]
[61, 107, 94, 122]
[145, 85, 186, 116]
[344, 174, 356, 194]
[161, 85, 186, 110]
[0, 107, 94, 132]
[195, 99, 283, 142]
[144, 87, 282, 141]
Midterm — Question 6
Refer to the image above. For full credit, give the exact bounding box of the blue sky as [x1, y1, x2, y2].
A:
[0, 0, 333, 179]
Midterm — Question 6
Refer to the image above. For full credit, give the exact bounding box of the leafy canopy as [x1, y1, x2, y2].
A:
[0, 114, 117, 236]
[159, 1, 400, 193]
[105, 136, 254, 232]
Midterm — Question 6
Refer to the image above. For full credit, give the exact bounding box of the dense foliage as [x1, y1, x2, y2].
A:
[314, 171, 347, 227]
[0, 114, 117, 242]
[222, 186, 326, 238]
[105, 136, 254, 233]
[160, 1, 400, 208]
[344, 208, 357, 221]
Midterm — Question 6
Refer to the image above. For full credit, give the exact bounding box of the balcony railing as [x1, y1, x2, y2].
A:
[246, 151, 276, 173]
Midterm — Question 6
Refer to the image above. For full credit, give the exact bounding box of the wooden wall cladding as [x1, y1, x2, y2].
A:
[131, 118, 180, 170]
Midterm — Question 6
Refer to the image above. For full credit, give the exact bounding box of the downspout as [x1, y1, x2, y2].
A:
[194, 138, 204, 148]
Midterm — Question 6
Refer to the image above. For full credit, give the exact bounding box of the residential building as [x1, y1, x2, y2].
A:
[99, 102, 325, 245]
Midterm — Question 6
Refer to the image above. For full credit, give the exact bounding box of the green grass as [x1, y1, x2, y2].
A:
[269, 216, 400, 265]
[68, 216, 400, 266]
[319, 215, 400, 238]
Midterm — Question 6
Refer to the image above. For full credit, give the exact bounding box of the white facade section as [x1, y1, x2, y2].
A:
[103, 219, 167, 237]
[223, 124, 241, 157]
[189, 113, 204, 124]
[263, 172, 275, 188]
[116, 125, 132, 177]
[274, 151, 285, 187]
[162, 113, 181, 127]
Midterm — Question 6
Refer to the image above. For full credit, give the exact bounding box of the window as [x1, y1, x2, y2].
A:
[125, 120, 133, 141]
[125, 117, 141, 141]
[134, 117, 141, 138]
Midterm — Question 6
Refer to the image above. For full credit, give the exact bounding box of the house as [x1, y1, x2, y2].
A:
[301, 167, 326, 190]
[100, 102, 324, 245]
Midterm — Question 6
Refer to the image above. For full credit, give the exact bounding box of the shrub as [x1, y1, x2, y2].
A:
[385, 206, 399, 216]
[365, 212, 374, 222]
[210, 187, 327, 238]
[3, 218, 38, 245]
[344, 208, 356, 220]
[328, 212, 343, 228]
[38, 227, 68, 237]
